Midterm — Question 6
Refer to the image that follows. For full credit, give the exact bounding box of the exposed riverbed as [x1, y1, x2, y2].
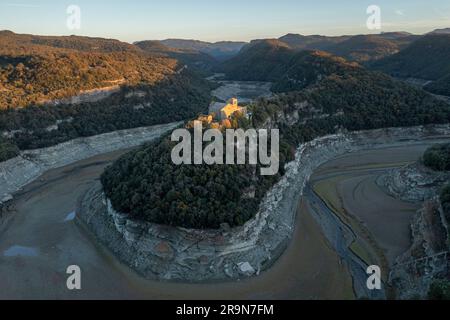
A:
[1, 127, 448, 299]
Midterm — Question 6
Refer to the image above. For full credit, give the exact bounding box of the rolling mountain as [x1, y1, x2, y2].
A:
[277, 33, 350, 51]
[159, 39, 247, 60]
[102, 44, 450, 229]
[220, 38, 361, 90]
[429, 28, 450, 35]
[0, 30, 139, 54]
[424, 73, 450, 96]
[0, 31, 214, 158]
[326, 33, 417, 63]
[371, 34, 450, 80]
[0, 31, 184, 109]
[220, 39, 295, 81]
[271, 50, 361, 92]
[257, 32, 418, 64]
[134, 40, 218, 71]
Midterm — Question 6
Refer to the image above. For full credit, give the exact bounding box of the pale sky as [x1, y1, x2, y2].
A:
[0, 0, 449, 42]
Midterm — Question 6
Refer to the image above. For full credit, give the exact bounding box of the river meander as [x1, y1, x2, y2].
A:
[0, 137, 446, 299]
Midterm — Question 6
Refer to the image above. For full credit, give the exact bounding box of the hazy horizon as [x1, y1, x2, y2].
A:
[1, 0, 449, 43]
[0, 26, 447, 45]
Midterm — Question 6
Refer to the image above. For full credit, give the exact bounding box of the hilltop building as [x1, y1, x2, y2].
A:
[219, 98, 247, 120]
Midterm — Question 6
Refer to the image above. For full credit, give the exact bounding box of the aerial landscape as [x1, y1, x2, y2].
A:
[0, 0, 449, 306]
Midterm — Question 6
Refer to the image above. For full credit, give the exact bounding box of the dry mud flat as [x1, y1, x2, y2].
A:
[211, 81, 272, 104]
[208, 77, 273, 114]
[310, 146, 430, 266]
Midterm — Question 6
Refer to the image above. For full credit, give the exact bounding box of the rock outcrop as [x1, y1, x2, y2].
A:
[381, 137, 450, 299]
[381, 163, 450, 202]
[389, 197, 450, 299]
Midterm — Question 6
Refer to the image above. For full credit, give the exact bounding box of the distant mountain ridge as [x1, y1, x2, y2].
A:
[220, 38, 361, 86]
[277, 32, 419, 63]
[158, 39, 247, 60]
[429, 28, 450, 35]
[134, 40, 218, 71]
[278, 33, 350, 51]
[0, 30, 139, 53]
[326, 33, 419, 62]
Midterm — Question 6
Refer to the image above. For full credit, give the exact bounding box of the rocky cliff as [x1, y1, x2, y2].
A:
[389, 197, 449, 299]
[384, 153, 450, 299]
[381, 163, 450, 202]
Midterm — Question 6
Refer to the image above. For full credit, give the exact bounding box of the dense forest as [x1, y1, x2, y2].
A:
[325, 34, 403, 63]
[369, 34, 450, 99]
[220, 41, 362, 92]
[428, 279, 450, 300]
[102, 55, 450, 230]
[371, 34, 450, 80]
[0, 70, 213, 154]
[422, 143, 450, 247]
[220, 39, 295, 81]
[0, 136, 19, 162]
[424, 74, 450, 97]
[220, 32, 419, 81]
[0, 31, 215, 161]
[423, 143, 450, 171]
[0, 31, 187, 109]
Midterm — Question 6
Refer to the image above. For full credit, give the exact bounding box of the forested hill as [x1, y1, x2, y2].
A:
[326, 34, 403, 63]
[102, 52, 450, 230]
[220, 40, 362, 92]
[371, 34, 450, 80]
[0, 30, 140, 53]
[271, 50, 361, 92]
[278, 32, 418, 63]
[158, 39, 247, 61]
[0, 31, 215, 161]
[220, 39, 295, 81]
[0, 31, 185, 109]
[277, 33, 350, 51]
[424, 74, 450, 96]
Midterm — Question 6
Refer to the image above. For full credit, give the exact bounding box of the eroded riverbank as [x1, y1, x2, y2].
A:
[1, 125, 449, 299]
